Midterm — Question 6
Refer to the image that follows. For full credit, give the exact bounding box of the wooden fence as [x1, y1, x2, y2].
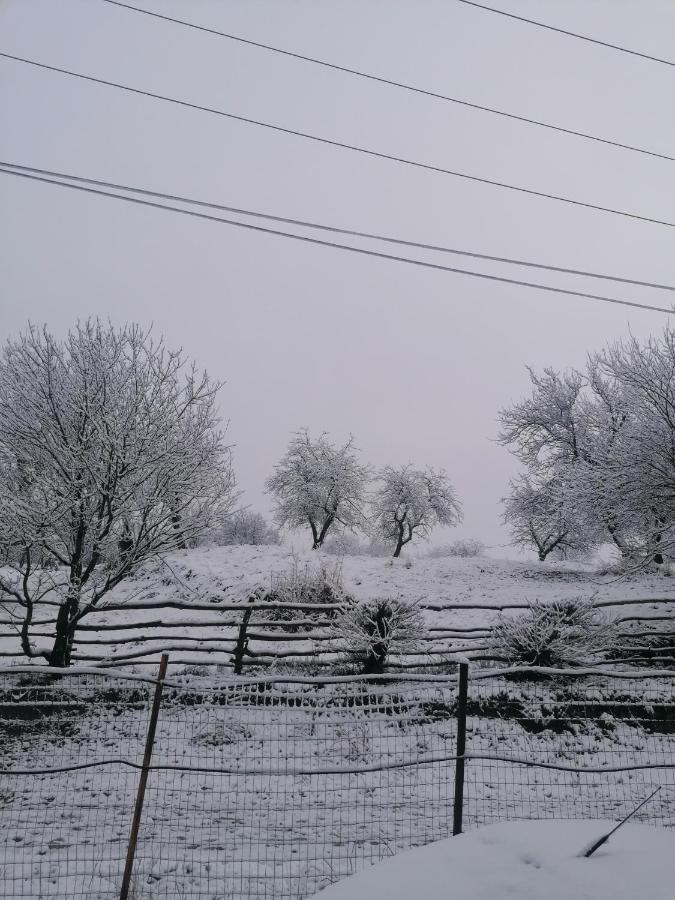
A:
[1, 595, 673, 670]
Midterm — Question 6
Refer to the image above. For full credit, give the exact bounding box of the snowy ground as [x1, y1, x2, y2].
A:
[308, 820, 675, 900]
[1, 545, 673, 669]
[0, 547, 673, 898]
[0, 668, 673, 899]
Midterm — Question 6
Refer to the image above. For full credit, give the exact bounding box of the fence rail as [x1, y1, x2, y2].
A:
[0, 661, 673, 899]
[1, 595, 673, 669]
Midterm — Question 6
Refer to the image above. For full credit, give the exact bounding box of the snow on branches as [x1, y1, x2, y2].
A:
[265, 430, 370, 550]
[371, 465, 462, 557]
[0, 321, 236, 665]
[333, 597, 427, 673]
[491, 599, 619, 667]
[499, 327, 675, 567]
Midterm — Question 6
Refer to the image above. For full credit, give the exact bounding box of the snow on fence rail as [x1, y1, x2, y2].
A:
[0, 596, 673, 669]
[0, 662, 673, 899]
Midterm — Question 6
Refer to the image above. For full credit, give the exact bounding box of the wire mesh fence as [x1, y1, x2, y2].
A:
[0, 664, 673, 899]
[466, 669, 675, 828]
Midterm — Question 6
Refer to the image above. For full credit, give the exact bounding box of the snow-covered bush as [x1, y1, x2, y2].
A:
[333, 598, 427, 673]
[491, 599, 618, 668]
[427, 539, 486, 559]
[216, 510, 280, 546]
[257, 556, 353, 631]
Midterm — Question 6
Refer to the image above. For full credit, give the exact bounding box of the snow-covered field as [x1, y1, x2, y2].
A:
[308, 820, 675, 900]
[1, 664, 673, 899]
[0, 548, 673, 899]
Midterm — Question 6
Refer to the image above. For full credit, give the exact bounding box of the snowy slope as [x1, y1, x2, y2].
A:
[1, 545, 673, 668]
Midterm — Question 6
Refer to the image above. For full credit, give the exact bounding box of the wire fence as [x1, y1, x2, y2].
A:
[0, 663, 673, 899]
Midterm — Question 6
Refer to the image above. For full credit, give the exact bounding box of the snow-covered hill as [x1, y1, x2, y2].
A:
[2, 546, 673, 671]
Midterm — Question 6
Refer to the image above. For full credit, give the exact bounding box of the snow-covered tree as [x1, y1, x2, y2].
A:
[595, 330, 675, 564]
[503, 474, 592, 561]
[499, 367, 586, 470]
[499, 363, 636, 558]
[371, 465, 462, 557]
[265, 430, 370, 550]
[0, 321, 236, 666]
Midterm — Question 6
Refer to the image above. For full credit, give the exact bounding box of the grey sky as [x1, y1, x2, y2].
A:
[1, 0, 674, 552]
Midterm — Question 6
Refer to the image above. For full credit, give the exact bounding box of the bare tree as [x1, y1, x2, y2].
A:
[265, 430, 369, 549]
[371, 465, 462, 557]
[0, 321, 236, 666]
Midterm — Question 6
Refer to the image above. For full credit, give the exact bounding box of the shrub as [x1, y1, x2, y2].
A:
[333, 598, 427, 673]
[491, 598, 618, 668]
[427, 539, 486, 559]
[257, 556, 353, 631]
[217, 510, 281, 546]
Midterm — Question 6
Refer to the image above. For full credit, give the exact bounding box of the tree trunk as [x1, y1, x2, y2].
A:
[171, 508, 188, 550]
[314, 514, 335, 549]
[393, 523, 405, 558]
[48, 591, 80, 667]
[652, 511, 665, 565]
[606, 523, 631, 558]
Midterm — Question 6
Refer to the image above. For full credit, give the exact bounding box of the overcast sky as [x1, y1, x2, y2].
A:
[1, 0, 674, 553]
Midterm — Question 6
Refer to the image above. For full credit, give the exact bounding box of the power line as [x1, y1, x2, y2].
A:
[2, 51, 675, 231]
[99, 0, 675, 164]
[1, 164, 672, 315]
[2, 160, 674, 293]
[457, 0, 675, 69]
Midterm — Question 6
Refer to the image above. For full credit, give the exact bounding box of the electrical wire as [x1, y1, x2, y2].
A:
[456, 0, 675, 68]
[2, 51, 675, 231]
[1, 163, 672, 315]
[99, 0, 675, 164]
[2, 160, 673, 291]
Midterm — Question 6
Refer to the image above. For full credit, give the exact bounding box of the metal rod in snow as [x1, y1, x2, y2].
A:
[580, 786, 662, 858]
[119, 653, 169, 899]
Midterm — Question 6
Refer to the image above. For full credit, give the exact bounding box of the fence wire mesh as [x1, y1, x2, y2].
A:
[465, 671, 674, 828]
[0, 666, 673, 899]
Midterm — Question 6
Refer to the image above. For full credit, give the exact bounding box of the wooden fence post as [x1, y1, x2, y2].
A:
[453, 661, 469, 836]
[120, 653, 169, 900]
[233, 597, 256, 675]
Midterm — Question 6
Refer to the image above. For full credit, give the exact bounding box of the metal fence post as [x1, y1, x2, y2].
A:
[453, 661, 469, 836]
[120, 653, 169, 900]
